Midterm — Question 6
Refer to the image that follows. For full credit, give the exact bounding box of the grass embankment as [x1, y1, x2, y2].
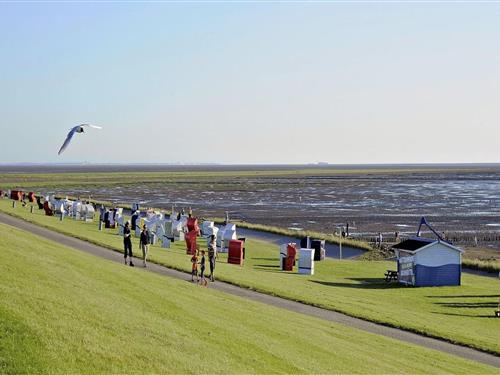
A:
[3, 224, 498, 374]
[1, 199, 499, 356]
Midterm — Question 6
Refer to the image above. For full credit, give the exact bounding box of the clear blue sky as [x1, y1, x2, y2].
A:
[1, 2, 499, 164]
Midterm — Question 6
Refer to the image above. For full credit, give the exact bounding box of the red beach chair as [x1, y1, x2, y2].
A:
[185, 230, 197, 255]
[187, 217, 200, 235]
[43, 201, 53, 216]
[228, 240, 244, 266]
[284, 244, 297, 271]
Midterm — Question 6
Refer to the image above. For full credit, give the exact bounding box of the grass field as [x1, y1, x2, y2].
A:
[2, 223, 497, 374]
[1, 199, 499, 356]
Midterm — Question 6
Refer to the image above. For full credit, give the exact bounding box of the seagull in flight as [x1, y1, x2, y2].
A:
[58, 124, 102, 155]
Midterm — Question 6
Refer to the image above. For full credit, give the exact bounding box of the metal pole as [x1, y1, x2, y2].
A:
[12, 201, 16, 208]
[30, 206, 34, 214]
[339, 239, 342, 260]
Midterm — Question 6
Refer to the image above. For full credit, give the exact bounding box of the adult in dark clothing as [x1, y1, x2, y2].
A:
[208, 235, 217, 282]
[199, 250, 208, 287]
[140, 225, 150, 267]
[124, 222, 134, 266]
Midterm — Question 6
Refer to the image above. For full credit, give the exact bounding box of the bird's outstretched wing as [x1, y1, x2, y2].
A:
[58, 127, 78, 155]
[81, 124, 102, 129]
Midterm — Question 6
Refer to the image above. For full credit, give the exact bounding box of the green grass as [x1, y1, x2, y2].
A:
[1, 199, 500, 356]
[2, 224, 497, 374]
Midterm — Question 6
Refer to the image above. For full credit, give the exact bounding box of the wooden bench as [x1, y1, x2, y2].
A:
[384, 270, 398, 282]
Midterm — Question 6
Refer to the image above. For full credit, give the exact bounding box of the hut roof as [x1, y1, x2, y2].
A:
[392, 238, 434, 251]
[392, 237, 463, 253]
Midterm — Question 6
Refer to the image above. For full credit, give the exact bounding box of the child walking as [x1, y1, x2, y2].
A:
[199, 250, 208, 287]
[191, 251, 199, 283]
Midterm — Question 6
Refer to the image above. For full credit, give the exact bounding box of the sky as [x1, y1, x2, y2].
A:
[0, 2, 499, 165]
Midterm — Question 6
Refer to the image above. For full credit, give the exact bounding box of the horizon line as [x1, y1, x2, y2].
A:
[1, 162, 500, 167]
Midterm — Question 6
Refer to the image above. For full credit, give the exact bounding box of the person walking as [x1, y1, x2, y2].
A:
[199, 250, 208, 287]
[191, 251, 199, 283]
[124, 221, 134, 267]
[378, 232, 383, 248]
[140, 225, 150, 268]
[208, 234, 217, 282]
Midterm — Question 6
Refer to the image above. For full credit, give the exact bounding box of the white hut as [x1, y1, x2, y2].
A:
[392, 237, 463, 287]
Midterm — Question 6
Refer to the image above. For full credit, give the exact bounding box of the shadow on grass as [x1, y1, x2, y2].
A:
[311, 278, 404, 289]
[251, 257, 278, 261]
[434, 302, 497, 308]
[432, 311, 499, 319]
[252, 268, 288, 274]
[254, 264, 280, 269]
[426, 295, 500, 299]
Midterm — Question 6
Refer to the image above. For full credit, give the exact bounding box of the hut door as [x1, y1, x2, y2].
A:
[399, 255, 415, 286]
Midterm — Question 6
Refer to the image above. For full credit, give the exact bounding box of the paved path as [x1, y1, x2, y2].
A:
[0, 212, 498, 368]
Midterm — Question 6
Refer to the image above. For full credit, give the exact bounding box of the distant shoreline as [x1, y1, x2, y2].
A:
[1, 162, 499, 174]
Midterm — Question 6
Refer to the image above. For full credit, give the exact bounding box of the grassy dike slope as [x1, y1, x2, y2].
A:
[1, 199, 499, 356]
[1, 223, 496, 374]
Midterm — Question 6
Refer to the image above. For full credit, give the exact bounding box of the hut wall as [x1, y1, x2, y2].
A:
[414, 244, 461, 287]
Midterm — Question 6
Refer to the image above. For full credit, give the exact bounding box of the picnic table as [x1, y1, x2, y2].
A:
[384, 270, 398, 282]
